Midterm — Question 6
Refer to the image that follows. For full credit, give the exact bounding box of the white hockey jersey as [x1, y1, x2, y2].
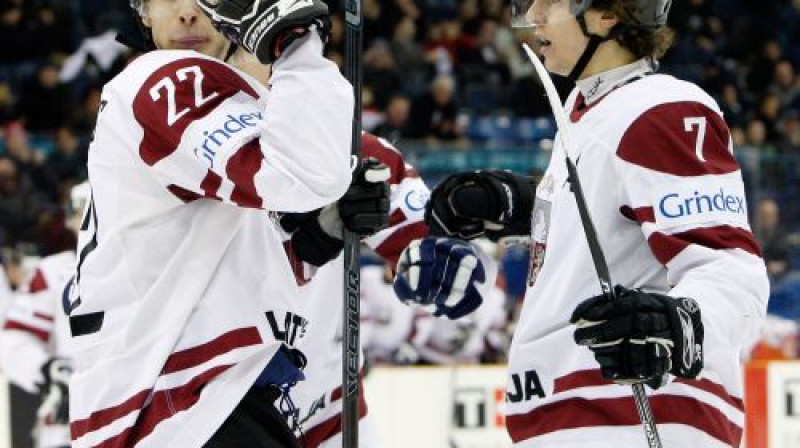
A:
[410, 280, 507, 365]
[68, 34, 353, 448]
[291, 133, 430, 447]
[505, 62, 769, 447]
[0, 251, 74, 448]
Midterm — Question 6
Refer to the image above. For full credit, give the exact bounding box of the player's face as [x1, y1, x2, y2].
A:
[513, 0, 594, 76]
[142, 0, 230, 59]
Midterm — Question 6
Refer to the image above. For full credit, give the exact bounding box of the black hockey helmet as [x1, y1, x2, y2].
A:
[115, 0, 156, 52]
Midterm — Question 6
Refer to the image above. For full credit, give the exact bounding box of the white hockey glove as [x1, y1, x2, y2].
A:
[393, 237, 486, 320]
[196, 0, 331, 64]
[571, 286, 704, 389]
[37, 358, 72, 425]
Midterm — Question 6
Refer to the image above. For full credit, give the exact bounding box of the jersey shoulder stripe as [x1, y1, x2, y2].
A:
[617, 101, 737, 177]
[132, 57, 259, 167]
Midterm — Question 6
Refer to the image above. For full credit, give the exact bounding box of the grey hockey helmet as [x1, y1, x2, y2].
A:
[511, 0, 671, 29]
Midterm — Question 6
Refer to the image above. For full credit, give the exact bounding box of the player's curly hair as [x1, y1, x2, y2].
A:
[592, 0, 675, 60]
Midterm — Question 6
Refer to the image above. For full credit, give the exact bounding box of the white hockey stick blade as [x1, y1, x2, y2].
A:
[521, 43, 575, 161]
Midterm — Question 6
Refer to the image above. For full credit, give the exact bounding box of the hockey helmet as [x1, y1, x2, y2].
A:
[511, 0, 671, 29]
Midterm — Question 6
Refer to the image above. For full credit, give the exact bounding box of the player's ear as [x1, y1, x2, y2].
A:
[598, 10, 619, 33]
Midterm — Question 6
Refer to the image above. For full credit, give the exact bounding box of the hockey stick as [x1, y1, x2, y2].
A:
[342, 0, 363, 446]
[522, 43, 663, 448]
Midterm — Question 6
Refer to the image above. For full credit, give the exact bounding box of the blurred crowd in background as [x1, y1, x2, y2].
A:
[1, 0, 799, 366]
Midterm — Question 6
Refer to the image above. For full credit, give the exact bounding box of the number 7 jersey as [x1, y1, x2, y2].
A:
[68, 36, 354, 448]
[505, 70, 769, 447]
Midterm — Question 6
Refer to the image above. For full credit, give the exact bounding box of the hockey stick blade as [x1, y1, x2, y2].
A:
[521, 43, 663, 448]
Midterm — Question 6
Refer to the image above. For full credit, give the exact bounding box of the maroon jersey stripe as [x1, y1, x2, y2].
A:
[166, 185, 201, 202]
[506, 395, 742, 445]
[373, 221, 429, 267]
[360, 133, 418, 184]
[554, 369, 743, 411]
[134, 58, 258, 167]
[3, 321, 49, 342]
[161, 327, 262, 374]
[283, 240, 310, 287]
[28, 268, 48, 293]
[33, 312, 54, 322]
[617, 102, 737, 177]
[200, 169, 223, 199]
[86, 365, 232, 448]
[304, 388, 368, 448]
[648, 225, 762, 265]
[225, 139, 263, 208]
[388, 208, 407, 227]
[71, 389, 151, 440]
[71, 327, 260, 440]
[619, 205, 656, 224]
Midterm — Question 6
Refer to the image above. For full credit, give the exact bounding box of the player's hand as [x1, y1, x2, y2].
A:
[338, 156, 391, 236]
[196, 0, 331, 64]
[393, 237, 485, 319]
[279, 157, 390, 266]
[570, 286, 704, 389]
[426, 170, 535, 241]
[37, 358, 72, 424]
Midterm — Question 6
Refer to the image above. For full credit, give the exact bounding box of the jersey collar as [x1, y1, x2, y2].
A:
[576, 58, 655, 106]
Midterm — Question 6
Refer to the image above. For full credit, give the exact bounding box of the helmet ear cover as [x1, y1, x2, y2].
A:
[117, 0, 156, 52]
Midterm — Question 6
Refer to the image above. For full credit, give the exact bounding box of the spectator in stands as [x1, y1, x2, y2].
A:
[718, 83, 746, 128]
[18, 61, 72, 133]
[389, 16, 430, 95]
[756, 93, 784, 143]
[69, 83, 102, 134]
[3, 122, 58, 200]
[770, 61, 800, 110]
[364, 40, 403, 110]
[373, 94, 411, 143]
[0, 155, 50, 247]
[0, 0, 79, 63]
[0, 82, 17, 126]
[46, 126, 87, 184]
[407, 74, 464, 142]
[457, 19, 511, 87]
[754, 197, 792, 280]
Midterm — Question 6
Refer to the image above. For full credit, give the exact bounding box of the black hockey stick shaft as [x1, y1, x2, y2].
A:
[342, 0, 363, 446]
[565, 159, 662, 448]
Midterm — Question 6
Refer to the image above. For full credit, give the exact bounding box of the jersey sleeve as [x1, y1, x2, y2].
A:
[0, 269, 53, 392]
[360, 134, 430, 266]
[614, 100, 769, 355]
[129, 34, 353, 212]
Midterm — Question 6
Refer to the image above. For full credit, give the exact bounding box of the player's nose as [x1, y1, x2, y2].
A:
[177, 0, 200, 24]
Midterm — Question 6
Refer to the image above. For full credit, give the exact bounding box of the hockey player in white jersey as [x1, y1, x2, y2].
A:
[0, 182, 89, 448]
[66, 0, 362, 447]
[395, 0, 769, 446]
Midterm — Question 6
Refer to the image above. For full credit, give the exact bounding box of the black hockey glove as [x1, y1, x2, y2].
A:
[570, 286, 704, 389]
[37, 357, 72, 424]
[196, 0, 331, 64]
[280, 157, 390, 266]
[425, 170, 535, 241]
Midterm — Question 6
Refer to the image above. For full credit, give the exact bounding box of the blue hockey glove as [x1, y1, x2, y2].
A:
[393, 236, 486, 319]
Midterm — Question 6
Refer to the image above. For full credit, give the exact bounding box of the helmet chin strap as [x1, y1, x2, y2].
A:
[567, 14, 616, 82]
